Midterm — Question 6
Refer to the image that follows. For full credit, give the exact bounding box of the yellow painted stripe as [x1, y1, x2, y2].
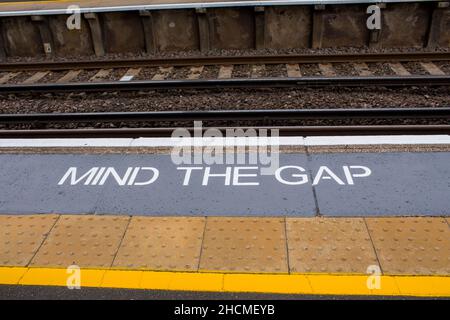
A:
[0, 267, 28, 285]
[224, 274, 311, 294]
[1, 267, 449, 297]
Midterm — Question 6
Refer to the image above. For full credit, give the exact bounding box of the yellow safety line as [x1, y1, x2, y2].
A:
[0, 267, 449, 297]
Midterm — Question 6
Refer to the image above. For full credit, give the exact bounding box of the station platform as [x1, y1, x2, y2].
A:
[0, 136, 449, 298]
[0, 215, 449, 296]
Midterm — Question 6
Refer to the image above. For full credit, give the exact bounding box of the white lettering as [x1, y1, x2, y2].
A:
[202, 167, 232, 186]
[312, 166, 345, 186]
[58, 167, 99, 185]
[233, 167, 260, 186]
[275, 166, 308, 185]
[343, 165, 372, 185]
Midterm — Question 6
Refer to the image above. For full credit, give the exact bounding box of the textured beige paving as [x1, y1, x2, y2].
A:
[366, 217, 450, 275]
[31, 215, 129, 268]
[286, 218, 378, 273]
[199, 217, 288, 273]
[0, 215, 58, 266]
[1, 215, 449, 276]
[113, 217, 204, 271]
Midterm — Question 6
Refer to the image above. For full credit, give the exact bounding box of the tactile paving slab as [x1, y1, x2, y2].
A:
[0, 215, 58, 266]
[113, 217, 205, 271]
[366, 217, 450, 275]
[286, 218, 378, 273]
[31, 215, 129, 268]
[199, 217, 288, 273]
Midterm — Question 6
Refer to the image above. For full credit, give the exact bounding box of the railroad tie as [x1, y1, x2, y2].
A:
[56, 70, 82, 83]
[120, 68, 141, 81]
[318, 63, 337, 76]
[152, 67, 173, 80]
[286, 64, 302, 77]
[0, 72, 20, 84]
[419, 62, 446, 76]
[218, 65, 233, 79]
[90, 69, 113, 82]
[353, 63, 373, 76]
[187, 66, 204, 80]
[22, 71, 49, 84]
[388, 63, 411, 76]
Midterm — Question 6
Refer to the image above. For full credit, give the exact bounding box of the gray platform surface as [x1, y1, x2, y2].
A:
[0, 152, 449, 216]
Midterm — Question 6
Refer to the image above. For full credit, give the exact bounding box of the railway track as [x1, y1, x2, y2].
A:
[1, 52, 449, 71]
[0, 125, 449, 139]
[2, 108, 450, 123]
[1, 108, 449, 138]
[1, 53, 449, 137]
[0, 52, 449, 93]
[1, 76, 450, 93]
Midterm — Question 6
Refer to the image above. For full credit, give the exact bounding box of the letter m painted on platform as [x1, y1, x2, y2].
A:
[58, 167, 99, 185]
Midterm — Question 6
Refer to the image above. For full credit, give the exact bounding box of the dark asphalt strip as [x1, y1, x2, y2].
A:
[0, 285, 436, 300]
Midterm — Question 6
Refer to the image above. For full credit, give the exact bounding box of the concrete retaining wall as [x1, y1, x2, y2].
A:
[0, 2, 448, 58]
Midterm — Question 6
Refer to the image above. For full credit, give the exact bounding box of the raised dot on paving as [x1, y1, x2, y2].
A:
[286, 218, 378, 274]
[112, 217, 205, 271]
[366, 217, 450, 275]
[0, 215, 58, 266]
[199, 217, 288, 273]
[30, 215, 129, 268]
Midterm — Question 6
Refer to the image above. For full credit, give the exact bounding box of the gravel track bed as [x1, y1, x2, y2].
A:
[5, 47, 449, 64]
[231, 65, 251, 78]
[435, 62, 450, 74]
[135, 67, 158, 80]
[7, 72, 35, 84]
[0, 87, 448, 114]
[299, 64, 321, 76]
[263, 64, 286, 77]
[403, 62, 427, 75]
[201, 66, 219, 79]
[100, 68, 129, 81]
[41, 71, 68, 82]
[168, 67, 191, 79]
[74, 70, 98, 82]
[332, 63, 359, 76]
[367, 63, 396, 76]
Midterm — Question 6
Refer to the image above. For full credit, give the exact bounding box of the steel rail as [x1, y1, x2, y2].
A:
[0, 52, 449, 72]
[0, 125, 449, 138]
[1, 108, 450, 124]
[1, 75, 449, 93]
